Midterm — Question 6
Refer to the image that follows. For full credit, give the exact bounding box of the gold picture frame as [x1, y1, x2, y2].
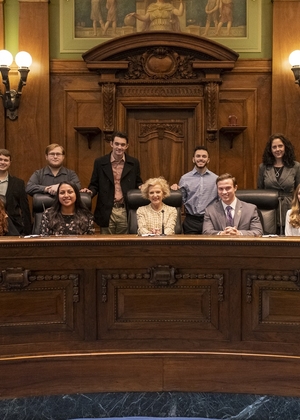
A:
[60, 0, 261, 54]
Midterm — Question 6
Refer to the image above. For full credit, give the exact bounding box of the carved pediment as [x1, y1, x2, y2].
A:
[83, 32, 238, 82]
[83, 31, 239, 65]
[82, 32, 239, 142]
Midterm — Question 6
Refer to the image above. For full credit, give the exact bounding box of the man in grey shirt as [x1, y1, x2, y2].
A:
[172, 146, 218, 234]
[26, 143, 81, 196]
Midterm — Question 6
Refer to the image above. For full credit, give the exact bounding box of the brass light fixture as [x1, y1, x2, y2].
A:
[0, 49, 32, 120]
[289, 50, 300, 86]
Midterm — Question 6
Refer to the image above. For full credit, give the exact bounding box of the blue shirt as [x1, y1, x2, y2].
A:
[179, 168, 218, 216]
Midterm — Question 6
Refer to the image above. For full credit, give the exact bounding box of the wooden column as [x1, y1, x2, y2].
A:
[272, 0, 300, 152]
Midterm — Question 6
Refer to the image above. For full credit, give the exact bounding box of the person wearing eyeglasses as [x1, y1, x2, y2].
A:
[26, 143, 81, 196]
[81, 131, 143, 234]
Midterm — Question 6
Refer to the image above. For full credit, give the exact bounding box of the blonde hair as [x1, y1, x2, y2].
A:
[45, 144, 65, 155]
[140, 177, 170, 200]
[288, 184, 300, 229]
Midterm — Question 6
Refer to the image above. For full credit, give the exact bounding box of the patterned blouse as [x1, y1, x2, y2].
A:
[137, 203, 177, 235]
[40, 209, 95, 236]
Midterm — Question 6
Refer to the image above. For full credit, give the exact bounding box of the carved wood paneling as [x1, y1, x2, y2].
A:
[0, 0, 4, 145]
[243, 270, 300, 343]
[98, 268, 228, 341]
[2, 237, 300, 397]
[65, 89, 103, 188]
[48, 51, 271, 193]
[0, 269, 83, 344]
[218, 88, 257, 187]
[272, 1, 300, 151]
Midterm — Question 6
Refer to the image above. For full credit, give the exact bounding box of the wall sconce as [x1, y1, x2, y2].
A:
[0, 49, 32, 120]
[289, 50, 300, 86]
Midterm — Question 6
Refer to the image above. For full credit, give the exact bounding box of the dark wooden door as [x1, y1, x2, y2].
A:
[127, 108, 198, 185]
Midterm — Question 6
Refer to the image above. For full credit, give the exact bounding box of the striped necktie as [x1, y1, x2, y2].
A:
[226, 205, 234, 227]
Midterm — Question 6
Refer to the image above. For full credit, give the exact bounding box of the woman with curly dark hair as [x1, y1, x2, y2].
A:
[258, 133, 300, 234]
[40, 182, 94, 236]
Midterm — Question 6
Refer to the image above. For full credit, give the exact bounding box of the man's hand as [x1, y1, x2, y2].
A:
[44, 184, 59, 195]
[80, 188, 93, 194]
[170, 183, 179, 190]
[219, 226, 241, 236]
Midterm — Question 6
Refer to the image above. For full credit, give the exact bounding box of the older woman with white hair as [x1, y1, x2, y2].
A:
[137, 176, 177, 236]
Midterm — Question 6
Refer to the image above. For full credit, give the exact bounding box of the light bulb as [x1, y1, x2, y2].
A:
[0, 49, 13, 67]
[15, 51, 32, 68]
[289, 50, 300, 67]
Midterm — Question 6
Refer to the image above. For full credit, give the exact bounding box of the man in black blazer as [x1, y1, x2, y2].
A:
[0, 149, 32, 235]
[203, 173, 263, 237]
[82, 131, 143, 234]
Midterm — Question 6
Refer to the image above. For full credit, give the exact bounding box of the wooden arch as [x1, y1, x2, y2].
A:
[82, 32, 239, 142]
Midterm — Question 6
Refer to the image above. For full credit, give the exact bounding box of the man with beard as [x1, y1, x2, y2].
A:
[171, 146, 218, 234]
[26, 143, 81, 196]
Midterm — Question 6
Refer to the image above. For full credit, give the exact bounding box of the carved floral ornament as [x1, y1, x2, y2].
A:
[125, 47, 197, 80]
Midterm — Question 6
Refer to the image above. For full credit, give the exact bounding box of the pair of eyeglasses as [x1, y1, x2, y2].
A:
[48, 153, 63, 156]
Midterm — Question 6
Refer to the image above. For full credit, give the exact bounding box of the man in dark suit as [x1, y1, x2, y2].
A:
[203, 173, 263, 237]
[0, 149, 32, 235]
[81, 131, 143, 234]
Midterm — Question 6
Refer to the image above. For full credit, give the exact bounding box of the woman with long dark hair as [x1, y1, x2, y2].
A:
[257, 133, 300, 233]
[40, 182, 94, 236]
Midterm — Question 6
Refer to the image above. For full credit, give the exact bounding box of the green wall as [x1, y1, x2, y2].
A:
[4, 0, 19, 56]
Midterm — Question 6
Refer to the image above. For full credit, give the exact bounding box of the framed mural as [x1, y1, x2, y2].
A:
[60, 0, 261, 54]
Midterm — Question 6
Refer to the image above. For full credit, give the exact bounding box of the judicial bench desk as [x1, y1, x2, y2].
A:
[1, 235, 300, 399]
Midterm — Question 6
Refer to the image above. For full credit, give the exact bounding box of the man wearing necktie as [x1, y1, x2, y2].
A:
[202, 173, 263, 236]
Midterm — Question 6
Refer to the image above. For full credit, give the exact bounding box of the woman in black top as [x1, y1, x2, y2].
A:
[40, 182, 94, 236]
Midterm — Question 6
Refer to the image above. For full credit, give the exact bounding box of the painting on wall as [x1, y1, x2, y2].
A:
[60, 0, 261, 53]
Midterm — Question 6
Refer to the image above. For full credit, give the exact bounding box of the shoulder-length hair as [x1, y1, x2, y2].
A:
[288, 184, 300, 229]
[262, 133, 296, 167]
[140, 177, 170, 200]
[46, 182, 92, 233]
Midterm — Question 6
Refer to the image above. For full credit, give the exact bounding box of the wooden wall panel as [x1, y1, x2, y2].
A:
[5, 0, 50, 183]
[0, 0, 5, 145]
[272, 0, 300, 157]
[218, 89, 257, 188]
[50, 59, 271, 189]
[50, 62, 108, 190]
[65, 89, 103, 187]
[220, 60, 272, 187]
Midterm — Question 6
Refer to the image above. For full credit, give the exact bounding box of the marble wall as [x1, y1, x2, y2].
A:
[2, 392, 300, 420]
